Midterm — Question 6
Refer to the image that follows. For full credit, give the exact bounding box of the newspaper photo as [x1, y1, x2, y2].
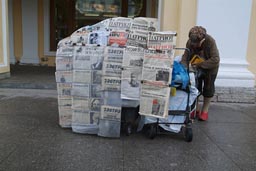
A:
[90, 84, 102, 98]
[102, 76, 121, 91]
[72, 96, 90, 110]
[73, 70, 91, 84]
[108, 31, 128, 47]
[90, 98, 102, 112]
[58, 106, 72, 127]
[57, 83, 72, 98]
[100, 105, 121, 121]
[104, 47, 124, 63]
[55, 71, 73, 83]
[102, 61, 122, 77]
[122, 46, 144, 68]
[56, 57, 73, 71]
[147, 31, 177, 50]
[87, 31, 109, 46]
[139, 84, 170, 118]
[92, 70, 102, 84]
[131, 17, 158, 32]
[70, 29, 90, 46]
[126, 30, 148, 48]
[108, 17, 132, 31]
[73, 46, 104, 70]
[72, 83, 90, 97]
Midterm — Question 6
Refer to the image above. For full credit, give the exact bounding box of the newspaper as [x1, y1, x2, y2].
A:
[57, 83, 72, 98]
[131, 17, 158, 32]
[142, 66, 172, 84]
[91, 18, 111, 31]
[72, 83, 90, 97]
[73, 70, 91, 84]
[72, 96, 90, 110]
[108, 17, 132, 31]
[58, 97, 72, 107]
[87, 31, 109, 46]
[148, 31, 177, 50]
[121, 68, 141, 100]
[102, 91, 122, 107]
[58, 106, 72, 127]
[108, 31, 128, 47]
[56, 57, 73, 71]
[100, 105, 121, 121]
[73, 46, 104, 70]
[72, 110, 99, 125]
[139, 83, 170, 118]
[122, 46, 144, 68]
[104, 47, 124, 63]
[70, 29, 90, 46]
[55, 71, 73, 83]
[102, 76, 121, 91]
[90, 84, 102, 98]
[126, 30, 148, 48]
[102, 61, 122, 77]
[92, 70, 102, 84]
[57, 37, 73, 48]
[56, 46, 74, 57]
[90, 98, 102, 112]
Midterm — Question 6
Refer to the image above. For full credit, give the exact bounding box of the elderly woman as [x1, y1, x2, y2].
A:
[181, 26, 220, 121]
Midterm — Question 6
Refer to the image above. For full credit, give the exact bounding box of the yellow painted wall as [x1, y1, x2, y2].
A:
[0, 0, 10, 74]
[247, 0, 256, 78]
[160, 0, 197, 55]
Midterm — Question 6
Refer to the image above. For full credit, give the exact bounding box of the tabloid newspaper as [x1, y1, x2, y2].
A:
[142, 49, 174, 85]
[57, 83, 72, 98]
[55, 71, 73, 83]
[121, 68, 141, 100]
[104, 47, 124, 63]
[87, 31, 109, 46]
[56, 46, 74, 57]
[147, 31, 177, 50]
[108, 17, 133, 31]
[57, 37, 73, 49]
[126, 30, 148, 48]
[58, 106, 72, 128]
[70, 30, 89, 46]
[91, 18, 111, 31]
[92, 70, 102, 84]
[56, 57, 73, 71]
[72, 83, 90, 97]
[108, 31, 128, 47]
[72, 96, 89, 111]
[58, 98, 72, 107]
[139, 83, 170, 118]
[73, 46, 104, 70]
[90, 84, 102, 98]
[102, 61, 122, 77]
[100, 105, 121, 121]
[102, 76, 121, 91]
[73, 70, 91, 84]
[131, 17, 158, 32]
[72, 110, 99, 125]
[122, 46, 144, 68]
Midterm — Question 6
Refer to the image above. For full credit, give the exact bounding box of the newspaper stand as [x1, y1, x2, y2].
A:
[143, 48, 196, 142]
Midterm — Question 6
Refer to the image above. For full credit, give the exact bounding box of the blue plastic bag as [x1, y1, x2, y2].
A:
[170, 61, 189, 89]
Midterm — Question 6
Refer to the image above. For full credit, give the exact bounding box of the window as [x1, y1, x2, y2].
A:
[50, 0, 156, 51]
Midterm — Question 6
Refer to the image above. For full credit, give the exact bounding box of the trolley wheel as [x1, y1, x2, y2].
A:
[146, 124, 157, 139]
[125, 123, 132, 136]
[184, 127, 193, 142]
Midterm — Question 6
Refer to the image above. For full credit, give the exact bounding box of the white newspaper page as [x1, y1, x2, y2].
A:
[100, 105, 121, 121]
[57, 83, 72, 98]
[58, 106, 72, 127]
[102, 76, 121, 91]
[121, 68, 141, 100]
[104, 47, 124, 63]
[148, 31, 177, 50]
[56, 46, 74, 57]
[72, 96, 90, 111]
[57, 37, 73, 49]
[55, 71, 73, 83]
[70, 29, 90, 46]
[126, 30, 148, 48]
[72, 83, 90, 97]
[72, 110, 91, 125]
[108, 17, 133, 31]
[139, 83, 170, 118]
[131, 17, 158, 32]
[102, 61, 122, 77]
[56, 57, 73, 71]
[73, 70, 91, 84]
[122, 46, 144, 68]
[108, 31, 128, 47]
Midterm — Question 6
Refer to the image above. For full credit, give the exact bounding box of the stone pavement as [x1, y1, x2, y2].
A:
[0, 88, 256, 171]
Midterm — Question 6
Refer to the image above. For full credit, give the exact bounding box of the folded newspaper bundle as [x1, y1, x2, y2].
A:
[56, 17, 177, 137]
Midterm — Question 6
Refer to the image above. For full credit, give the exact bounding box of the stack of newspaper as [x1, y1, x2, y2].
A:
[55, 17, 179, 137]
